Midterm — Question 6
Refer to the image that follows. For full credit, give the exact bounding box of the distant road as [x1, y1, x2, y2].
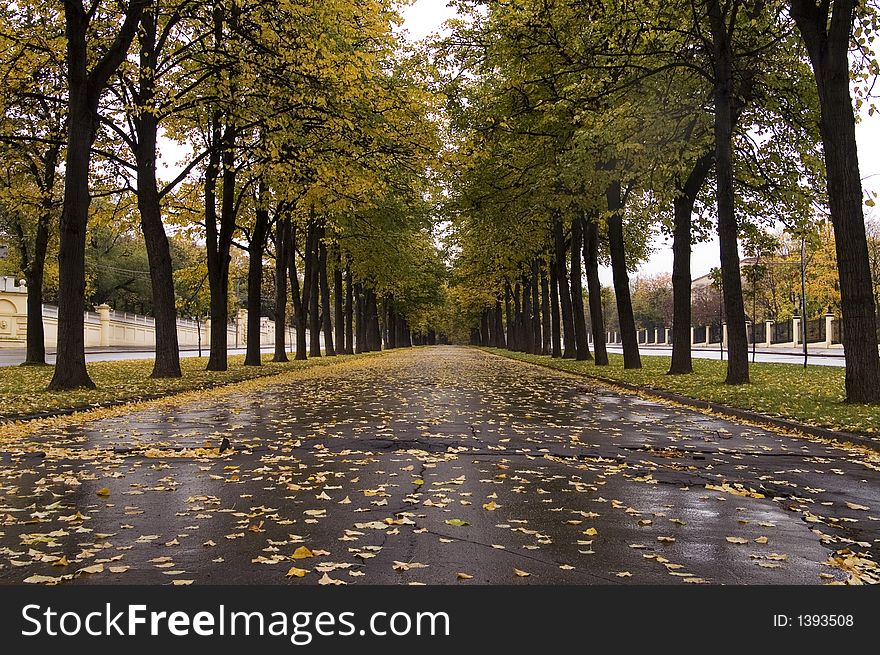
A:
[606, 344, 845, 367]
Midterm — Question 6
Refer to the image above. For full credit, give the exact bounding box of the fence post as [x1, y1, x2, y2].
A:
[96, 303, 111, 347]
[764, 320, 773, 347]
[237, 308, 248, 348]
[824, 314, 834, 348]
[792, 316, 800, 347]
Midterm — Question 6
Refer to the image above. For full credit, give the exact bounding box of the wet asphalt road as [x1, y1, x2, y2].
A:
[0, 346, 878, 585]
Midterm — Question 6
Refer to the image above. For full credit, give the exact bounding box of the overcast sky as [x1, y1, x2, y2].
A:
[400, 0, 880, 284]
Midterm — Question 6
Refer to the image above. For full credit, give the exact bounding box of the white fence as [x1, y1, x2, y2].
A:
[0, 276, 279, 350]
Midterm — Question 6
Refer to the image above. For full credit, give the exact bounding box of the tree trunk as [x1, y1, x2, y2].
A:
[288, 223, 307, 360]
[205, 122, 236, 372]
[273, 217, 289, 362]
[553, 219, 577, 358]
[606, 181, 641, 369]
[244, 204, 269, 366]
[540, 263, 551, 355]
[51, 0, 145, 390]
[570, 216, 592, 360]
[530, 259, 542, 354]
[480, 308, 490, 346]
[494, 301, 506, 348]
[708, 2, 749, 384]
[334, 251, 344, 354]
[344, 264, 354, 354]
[505, 282, 516, 350]
[366, 288, 381, 350]
[134, 8, 181, 379]
[550, 262, 562, 358]
[583, 216, 608, 366]
[318, 228, 335, 356]
[307, 222, 321, 357]
[354, 282, 365, 353]
[22, 153, 55, 365]
[791, 0, 880, 403]
[669, 153, 713, 375]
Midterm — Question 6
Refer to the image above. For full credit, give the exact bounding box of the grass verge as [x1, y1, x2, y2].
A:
[0, 352, 373, 421]
[484, 348, 880, 436]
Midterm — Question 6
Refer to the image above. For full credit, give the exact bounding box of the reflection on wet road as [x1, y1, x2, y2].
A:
[1, 346, 878, 585]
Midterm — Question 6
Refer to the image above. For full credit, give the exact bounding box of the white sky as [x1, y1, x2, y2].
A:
[400, 0, 880, 284]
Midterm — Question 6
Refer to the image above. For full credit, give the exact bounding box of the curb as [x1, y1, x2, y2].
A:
[482, 349, 880, 454]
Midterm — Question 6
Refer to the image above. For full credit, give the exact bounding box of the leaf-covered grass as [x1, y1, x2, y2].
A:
[485, 348, 880, 435]
[0, 352, 373, 420]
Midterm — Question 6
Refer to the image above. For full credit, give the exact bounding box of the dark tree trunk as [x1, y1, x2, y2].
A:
[606, 181, 641, 369]
[365, 288, 381, 350]
[307, 222, 321, 357]
[530, 259, 542, 354]
[288, 223, 307, 360]
[318, 228, 335, 356]
[553, 219, 576, 358]
[480, 308, 490, 346]
[21, 142, 57, 365]
[244, 202, 269, 366]
[570, 216, 592, 360]
[540, 263, 551, 355]
[505, 282, 516, 350]
[354, 282, 365, 353]
[708, 2, 749, 384]
[791, 0, 880, 403]
[205, 121, 236, 372]
[134, 7, 180, 379]
[669, 153, 713, 375]
[550, 262, 562, 358]
[344, 264, 354, 354]
[273, 217, 289, 362]
[50, 0, 146, 390]
[583, 216, 608, 366]
[385, 300, 396, 349]
[333, 251, 344, 354]
[522, 275, 536, 353]
[494, 301, 506, 348]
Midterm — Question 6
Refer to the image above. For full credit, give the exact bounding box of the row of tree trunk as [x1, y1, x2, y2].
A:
[474, 214, 617, 366]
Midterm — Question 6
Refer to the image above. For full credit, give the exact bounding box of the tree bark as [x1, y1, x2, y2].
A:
[494, 300, 506, 348]
[540, 263, 551, 355]
[205, 120, 236, 372]
[790, 0, 880, 403]
[570, 216, 592, 360]
[288, 223, 307, 360]
[504, 282, 516, 350]
[708, 1, 749, 384]
[133, 7, 181, 378]
[307, 221, 321, 357]
[333, 250, 344, 354]
[21, 143, 58, 366]
[668, 152, 714, 375]
[244, 202, 269, 366]
[606, 181, 641, 369]
[553, 219, 577, 358]
[51, 2, 145, 388]
[529, 259, 542, 353]
[273, 217, 289, 362]
[318, 228, 335, 356]
[365, 288, 381, 350]
[550, 261, 562, 358]
[344, 264, 354, 354]
[583, 215, 608, 366]
[354, 282, 364, 353]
